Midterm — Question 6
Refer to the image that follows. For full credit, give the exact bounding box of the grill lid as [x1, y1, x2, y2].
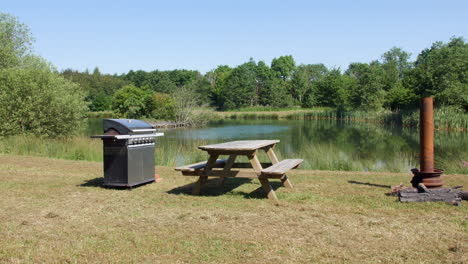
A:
[103, 119, 156, 135]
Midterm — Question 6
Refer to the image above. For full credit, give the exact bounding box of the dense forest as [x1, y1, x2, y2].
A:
[62, 37, 467, 119]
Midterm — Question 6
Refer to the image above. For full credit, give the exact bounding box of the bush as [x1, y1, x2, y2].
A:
[0, 57, 88, 137]
[111, 84, 151, 118]
[172, 85, 215, 126]
[146, 93, 175, 120]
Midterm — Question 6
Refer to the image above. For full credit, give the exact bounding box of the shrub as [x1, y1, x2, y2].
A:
[172, 85, 215, 126]
[0, 56, 88, 137]
[111, 84, 151, 118]
[147, 92, 175, 120]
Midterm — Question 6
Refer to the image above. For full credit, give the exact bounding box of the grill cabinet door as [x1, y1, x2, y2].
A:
[127, 146, 144, 184]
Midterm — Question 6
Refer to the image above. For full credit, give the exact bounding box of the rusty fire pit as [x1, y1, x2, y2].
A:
[411, 97, 443, 188]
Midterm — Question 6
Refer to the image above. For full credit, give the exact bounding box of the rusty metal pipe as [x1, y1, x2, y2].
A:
[420, 97, 434, 172]
[411, 97, 443, 189]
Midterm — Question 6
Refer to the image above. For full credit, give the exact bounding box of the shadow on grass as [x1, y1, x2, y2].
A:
[79, 177, 153, 190]
[348, 180, 391, 189]
[232, 181, 283, 199]
[167, 178, 283, 199]
[80, 177, 105, 187]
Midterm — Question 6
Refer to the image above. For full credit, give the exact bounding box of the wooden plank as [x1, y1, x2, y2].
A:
[175, 159, 227, 172]
[261, 159, 304, 176]
[231, 162, 273, 168]
[207, 150, 255, 156]
[181, 170, 259, 179]
[398, 187, 464, 205]
[199, 140, 280, 151]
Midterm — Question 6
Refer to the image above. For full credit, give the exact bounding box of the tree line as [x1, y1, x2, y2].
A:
[1, 12, 466, 137]
[62, 37, 467, 117]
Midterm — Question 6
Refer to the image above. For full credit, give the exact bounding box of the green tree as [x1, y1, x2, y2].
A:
[146, 93, 175, 120]
[346, 62, 386, 111]
[0, 56, 88, 137]
[123, 70, 148, 87]
[0, 13, 33, 69]
[62, 68, 129, 111]
[407, 37, 468, 109]
[111, 85, 151, 118]
[381, 47, 412, 82]
[168, 69, 199, 86]
[385, 82, 417, 110]
[142, 71, 177, 93]
[271, 55, 296, 81]
[221, 59, 257, 109]
[312, 69, 352, 109]
[291, 64, 328, 106]
[206, 65, 232, 109]
[0, 13, 87, 137]
[379, 47, 416, 110]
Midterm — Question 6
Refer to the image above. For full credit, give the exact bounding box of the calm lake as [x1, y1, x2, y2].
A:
[87, 118, 468, 174]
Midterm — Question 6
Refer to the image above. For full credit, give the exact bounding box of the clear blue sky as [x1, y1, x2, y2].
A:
[3, 0, 467, 74]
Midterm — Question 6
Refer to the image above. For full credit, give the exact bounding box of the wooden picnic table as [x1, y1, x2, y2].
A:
[175, 140, 303, 203]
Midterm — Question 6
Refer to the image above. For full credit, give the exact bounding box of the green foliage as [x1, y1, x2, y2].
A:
[346, 62, 386, 111]
[123, 70, 148, 87]
[171, 85, 215, 126]
[141, 71, 177, 93]
[147, 93, 175, 120]
[381, 47, 412, 88]
[0, 56, 88, 137]
[61, 37, 465, 115]
[62, 68, 129, 111]
[221, 59, 258, 109]
[408, 37, 468, 109]
[0, 13, 33, 69]
[291, 64, 328, 106]
[206, 65, 232, 109]
[0, 13, 87, 137]
[385, 82, 417, 110]
[111, 85, 151, 118]
[271, 55, 296, 80]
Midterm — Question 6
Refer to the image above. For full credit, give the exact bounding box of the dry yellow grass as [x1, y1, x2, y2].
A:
[0, 154, 466, 263]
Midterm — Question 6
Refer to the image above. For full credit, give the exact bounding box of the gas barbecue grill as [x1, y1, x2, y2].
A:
[91, 119, 164, 188]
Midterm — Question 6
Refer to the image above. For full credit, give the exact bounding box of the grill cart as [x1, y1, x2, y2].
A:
[91, 119, 164, 188]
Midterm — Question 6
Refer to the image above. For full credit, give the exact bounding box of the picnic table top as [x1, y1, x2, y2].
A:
[198, 140, 280, 151]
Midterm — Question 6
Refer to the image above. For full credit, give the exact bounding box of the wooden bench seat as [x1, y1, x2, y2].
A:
[175, 159, 227, 172]
[261, 159, 304, 176]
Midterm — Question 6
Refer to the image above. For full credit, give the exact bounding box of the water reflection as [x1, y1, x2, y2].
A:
[86, 118, 468, 173]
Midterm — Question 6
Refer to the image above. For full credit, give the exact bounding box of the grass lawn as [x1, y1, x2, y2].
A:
[0, 154, 466, 263]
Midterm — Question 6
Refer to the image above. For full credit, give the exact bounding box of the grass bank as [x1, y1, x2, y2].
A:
[217, 107, 468, 131]
[0, 155, 466, 263]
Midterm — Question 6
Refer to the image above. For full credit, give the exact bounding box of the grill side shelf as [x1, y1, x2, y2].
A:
[90, 133, 164, 139]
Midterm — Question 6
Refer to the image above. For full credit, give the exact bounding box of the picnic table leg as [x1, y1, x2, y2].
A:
[280, 175, 294, 189]
[219, 155, 237, 186]
[192, 154, 219, 195]
[259, 178, 279, 203]
[265, 145, 279, 164]
[265, 146, 294, 189]
[248, 152, 279, 204]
